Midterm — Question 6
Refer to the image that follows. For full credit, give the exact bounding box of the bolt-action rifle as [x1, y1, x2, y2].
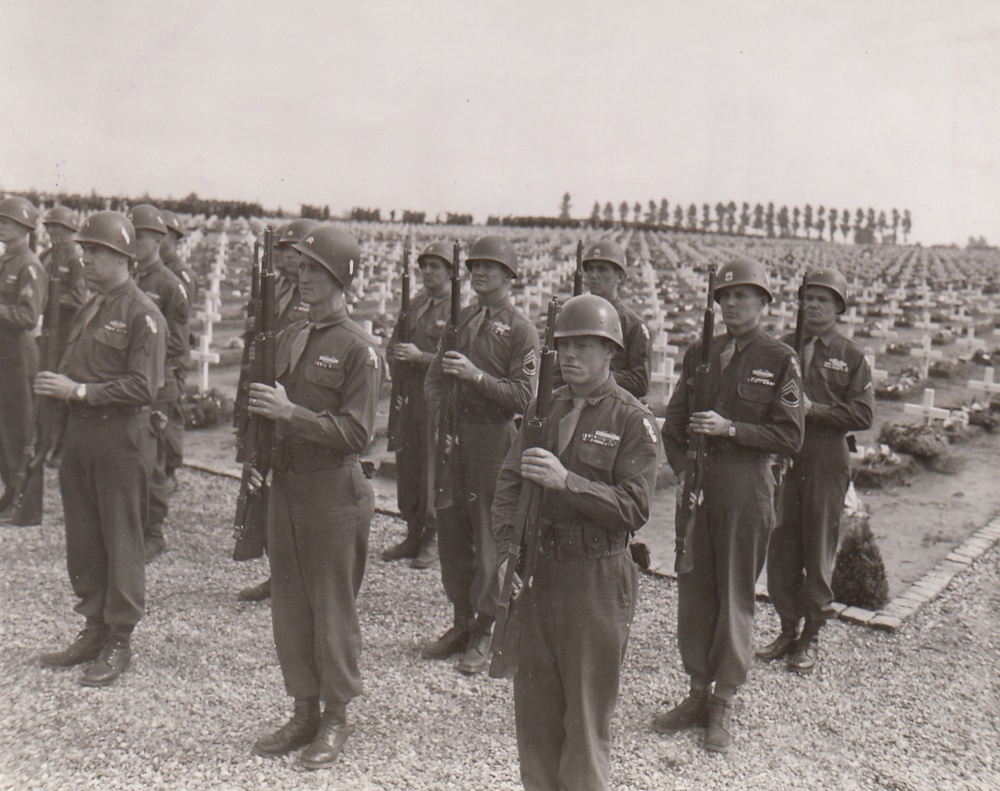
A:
[573, 240, 584, 296]
[386, 242, 411, 452]
[10, 266, 62, 526]
[233, 240, 261, 461]
[232, 227, 276, 561]
[489, 296, 560, 679]
[674, 266, 716, 575]
[433, 241, 462, 510]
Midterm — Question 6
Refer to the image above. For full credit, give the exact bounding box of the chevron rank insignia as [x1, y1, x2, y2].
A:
[781, 380, 801, 408]
[522, 348, 537, 376]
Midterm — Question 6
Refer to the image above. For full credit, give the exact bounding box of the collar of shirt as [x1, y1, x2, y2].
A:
[476, 296, 512, 320]
[135, 258, 166, 277]
[553, 373, 616, 408]
[810, 326, 839, 347]
[728, 323, 764, 352]
[307, 302, 350, 330]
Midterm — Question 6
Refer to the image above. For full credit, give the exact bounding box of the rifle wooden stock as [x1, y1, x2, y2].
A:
[489, 297, 560, 679]
[573, 240, 584, 296]
[674, 266, 716, 575]
[433, 241, 462, 511]
[386, 242, 411, 452]
[233, 227, 276, 561]
[11, 268, 62, 526]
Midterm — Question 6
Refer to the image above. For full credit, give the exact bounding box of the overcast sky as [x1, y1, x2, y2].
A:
[2, 1, 998, 245]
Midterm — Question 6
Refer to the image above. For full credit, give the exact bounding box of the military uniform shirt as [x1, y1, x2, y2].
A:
[388, 290, 451, 408]
[662, 324, 804, 473]
[61, 278, 166, 405]
[609, 296, 652, 398]
[134, 258, 190, 366]
[425, 296, 540, 420]
[40, 243, 88, 313]
[275, 304, 384, 453]
[162, 247, 200, 305]
[0, 239, 46, 332]
[782, 328, 874, 433]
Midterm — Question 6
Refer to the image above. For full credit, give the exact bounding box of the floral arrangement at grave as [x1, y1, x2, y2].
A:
[852, 444, 913, 489]
[181, 388, 235, 430]
[885, 342, 911, 356]
[878, 421, 949, 461]
[875, 365, 922, 400]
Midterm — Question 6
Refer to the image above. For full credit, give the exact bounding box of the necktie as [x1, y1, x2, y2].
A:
[467, 305, 488, 341]
[802, 337, 817, 381]
[289, 322, 313, 373]
[719, 337, 736, 372]
[557, 397, 587, 456]
[70, 294, 105, 342]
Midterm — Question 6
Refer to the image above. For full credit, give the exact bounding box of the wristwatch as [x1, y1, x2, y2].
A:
[74, 383, 87, 402]
[727, 421, 736, 439]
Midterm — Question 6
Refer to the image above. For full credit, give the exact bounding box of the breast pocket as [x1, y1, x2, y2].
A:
[736, 381, 774, 421]
[304, 364, 345, 390]
[577, 441, 617, 474]
[819, 366, 851, 399]
[93, 328, 130, 369]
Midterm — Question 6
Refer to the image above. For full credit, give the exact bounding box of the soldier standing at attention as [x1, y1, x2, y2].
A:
[275, 219, 319, 332]
[655, 257, 803, 753]
[382, 241, 454, 568]
[423, 235, 540, 675]
[492, 294, 659, 791]
[0, 196, 46, 522]
[577, 239, 651, 398]
[128, 204, 190, 562]
[40, 207, 89, 363]
[757, 269, 873, 672]
[35, 211, 166, 686]
[158, 210, 195, 489]
[246, 226, 383, 771]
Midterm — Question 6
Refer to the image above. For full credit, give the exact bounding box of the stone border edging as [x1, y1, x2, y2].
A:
[184, 462, 999, 633]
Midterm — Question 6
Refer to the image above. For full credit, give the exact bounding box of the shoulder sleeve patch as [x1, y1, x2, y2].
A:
[177, 283, 188, 302]
[789, 355, 801, 378]
[641, 414, 659, 444]
[640, 323, 650, 340]
[522, 348, 537, 376]
[145, 314, 159, 335]
[366, 345, 380, 370]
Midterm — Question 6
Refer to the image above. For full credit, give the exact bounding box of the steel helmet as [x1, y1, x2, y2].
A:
[581, 239, 627, 273]
[417, 241, 454, 268]
[276, 218, 320, 247]
[75, 211, 136, 258]
[714, 257, 773, 303]
[554, 294, 625, 350]
[0, 196, 40, 230]
[43, 205, 79, 232]
[128, 204, 168, 235]
[803, 268, 848, 314]
[293, 225, 361, 288]
[162, 210, 186, 238]
[466, 235, 518, 278]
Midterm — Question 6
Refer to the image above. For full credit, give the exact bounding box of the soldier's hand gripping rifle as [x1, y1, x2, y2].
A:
[386, 242, 411, 452]
[674, 266, 716, 575]
[433, 241, 462, 511]
[11, 269, 62, 526]
[233, 240, 261, 459]
[489, 297, 560, 679]
[573, 240, 584, 296]
[232, 227, 276, 561]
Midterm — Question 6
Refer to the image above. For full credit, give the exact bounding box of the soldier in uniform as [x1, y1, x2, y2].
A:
[40, 206, 89, 362]
[568, 239, 651, 398]
[0, 196, 46, 522]
[382, 241, 454, 568]
[128, 204, 190, 562]
[423, 235, 540, 675]
[655, 257, 803, 752]
[236, 218, 320, 603]
[757, 269, 874, 672]
[35, 211, 166, 686]
[246, 225, 382, 771]
[275, 219, 319, 332]
[493, 294, 659, 791]
[159, 210, 196, 485]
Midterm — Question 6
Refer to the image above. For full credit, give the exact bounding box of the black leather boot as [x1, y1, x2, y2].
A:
[410, 528, 438, 569]
[652, 687, 710, 733]
[298, 706, 353, 770]
[81, 631, 132, 686]
[382, 530, 421, 561]
[704, 695, 734, 753]
[237, 577, 271, 602]
[755, 618, 801, 662]
[788, 622, 821, 674]
[252, 698, 321, 757]
[40, 622, 109, 668]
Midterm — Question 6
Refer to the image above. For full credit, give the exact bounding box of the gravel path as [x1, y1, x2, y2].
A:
[1, 467, 997, 790]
